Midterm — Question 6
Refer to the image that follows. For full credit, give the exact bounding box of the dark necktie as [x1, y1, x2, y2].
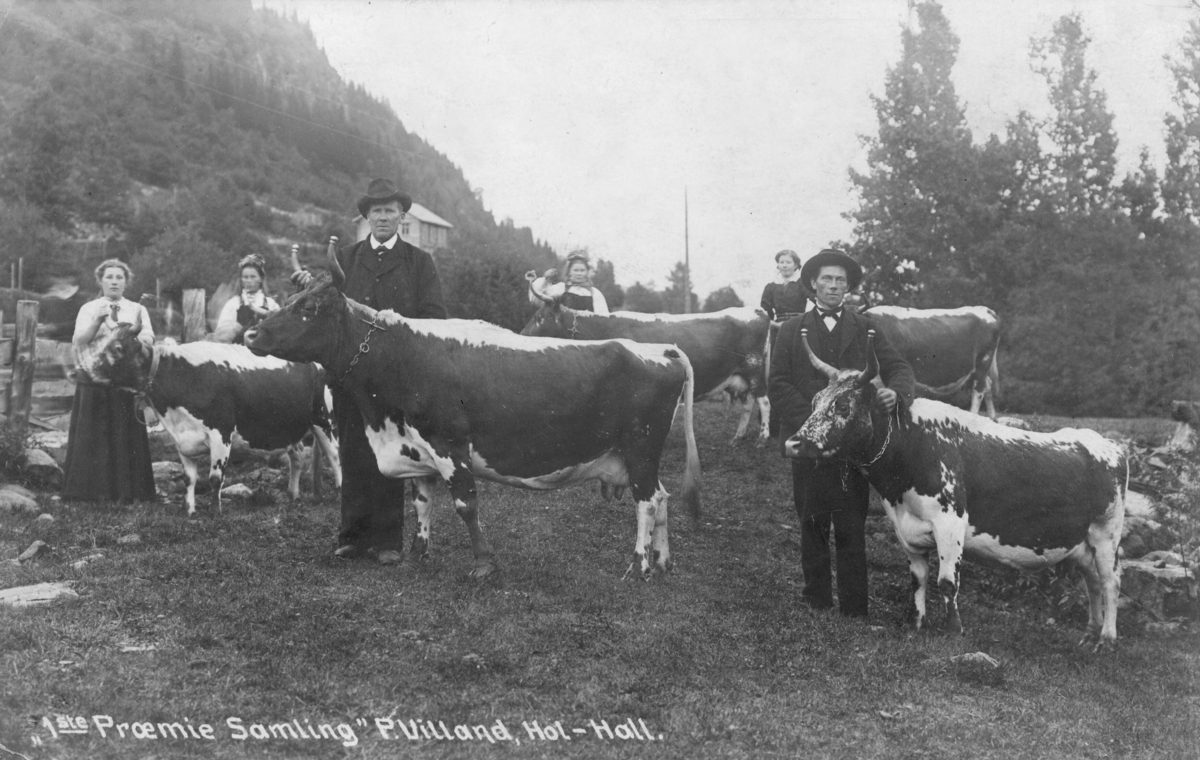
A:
[817, 308, 841, 320]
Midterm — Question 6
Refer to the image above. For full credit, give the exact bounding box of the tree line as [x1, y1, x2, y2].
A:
[0, 1, 556, 329]
[844, 3, 1200, 417]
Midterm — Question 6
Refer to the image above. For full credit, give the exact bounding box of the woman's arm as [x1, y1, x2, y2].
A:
[72, 300, 108, 350]
[135, 304, 155, 346]
[212, 298, 242, 343]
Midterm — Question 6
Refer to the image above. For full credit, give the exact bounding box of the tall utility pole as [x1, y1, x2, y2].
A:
[683, 188, 691, 313]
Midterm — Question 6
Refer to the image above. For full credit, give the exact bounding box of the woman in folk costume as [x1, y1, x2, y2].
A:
[214, 254, 280, 344]
[62, 259, 156, 503]
[527, 250, 610, 315]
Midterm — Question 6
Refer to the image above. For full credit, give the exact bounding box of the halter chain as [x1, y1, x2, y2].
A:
[337, 316, 388, 385]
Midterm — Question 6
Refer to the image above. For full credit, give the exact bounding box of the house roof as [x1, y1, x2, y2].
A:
[406, 202, 453, 229]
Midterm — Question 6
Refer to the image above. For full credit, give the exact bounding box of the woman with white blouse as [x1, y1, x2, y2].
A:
[62, 259, 155, 502]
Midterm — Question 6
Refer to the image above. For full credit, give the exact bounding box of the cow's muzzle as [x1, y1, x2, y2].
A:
[242, 328, 268, 356]
[783, 433, 823, 459]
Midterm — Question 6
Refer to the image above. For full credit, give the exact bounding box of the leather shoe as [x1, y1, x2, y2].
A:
[376, 549, 403, 565]
[334, 545, 364, 559]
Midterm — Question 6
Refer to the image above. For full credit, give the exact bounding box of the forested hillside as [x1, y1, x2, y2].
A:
[845, 3, 1200, 416]
[0, 0, 556, 328]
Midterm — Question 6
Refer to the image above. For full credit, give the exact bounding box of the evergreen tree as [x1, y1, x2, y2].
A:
[1030, 13, 1119, 216]
[846, 1, 982, 307]
[661, 262, 698, 314]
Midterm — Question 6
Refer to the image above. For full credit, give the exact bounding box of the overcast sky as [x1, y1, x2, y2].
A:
[258, 0, 1195, 303]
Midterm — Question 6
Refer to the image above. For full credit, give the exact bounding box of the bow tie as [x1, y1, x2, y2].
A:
[817, 309, 842, 320]
[372, 245, 388, 254]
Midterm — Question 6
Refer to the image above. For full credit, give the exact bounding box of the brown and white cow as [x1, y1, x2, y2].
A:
[865, 306, 1001, 418]
[245, 270, 702, 580]
[522, 291, 770, 445]
[784, 330, 1127, 650]
[81, 323, 340, 514]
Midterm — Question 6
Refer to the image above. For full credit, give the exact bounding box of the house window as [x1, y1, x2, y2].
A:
[401, 222, 410, 236]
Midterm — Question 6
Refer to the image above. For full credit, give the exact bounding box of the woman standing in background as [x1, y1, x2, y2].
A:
[759, 249, 809, 323]
[214, 254, 280, 344]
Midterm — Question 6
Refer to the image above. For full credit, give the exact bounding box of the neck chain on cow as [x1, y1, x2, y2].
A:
[860, 411, 893, 468]
[337, 315, 388, 385]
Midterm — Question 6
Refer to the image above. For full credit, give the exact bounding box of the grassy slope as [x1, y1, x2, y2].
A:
[1, 402, 1197, 759]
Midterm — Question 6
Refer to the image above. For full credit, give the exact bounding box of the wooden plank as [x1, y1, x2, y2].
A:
[9, 301, 39, 427]
[182, 289, 206, 343]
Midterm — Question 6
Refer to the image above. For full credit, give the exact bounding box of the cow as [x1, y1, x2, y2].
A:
[244, 263, 702, 580]
[784, 328, 1127, 650]
[865, 306, 1001, 419]
[78, 319, 341, 515]
[523, 280, 770, 446]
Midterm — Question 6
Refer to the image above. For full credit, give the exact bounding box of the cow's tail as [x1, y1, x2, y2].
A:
[677, 351, 702, 521]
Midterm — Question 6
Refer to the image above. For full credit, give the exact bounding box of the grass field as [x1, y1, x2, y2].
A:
[2, 401, 1198, 759]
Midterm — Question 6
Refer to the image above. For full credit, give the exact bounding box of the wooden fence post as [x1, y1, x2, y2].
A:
[182, 289, 206, 343]
[9, 300, 40, 428]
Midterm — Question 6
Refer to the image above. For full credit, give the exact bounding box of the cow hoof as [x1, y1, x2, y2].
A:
[1091, 638, 1117, 654]
[468, 562, 499, 580]
[410, 536, 429, 560]
[377, 550, 403, 566]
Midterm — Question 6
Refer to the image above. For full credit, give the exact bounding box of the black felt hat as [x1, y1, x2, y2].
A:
[356, 178, 413, 218]
[800, 249, 863, 290]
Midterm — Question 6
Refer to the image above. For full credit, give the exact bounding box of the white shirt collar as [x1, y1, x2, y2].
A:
[370, 234, 398, 250]
[775, 270, 803, 285]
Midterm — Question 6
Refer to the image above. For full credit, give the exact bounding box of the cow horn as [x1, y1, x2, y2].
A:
[857, 328, 880, 388]
[800, 328, 839, 380]
[528, 272, 556, 304]
[326, 236, 345, 288]
[290, 244, 302, 275]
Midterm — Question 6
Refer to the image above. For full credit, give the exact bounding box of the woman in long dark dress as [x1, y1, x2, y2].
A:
[760, 249, 812, 436]
[61, 259, 156, 503]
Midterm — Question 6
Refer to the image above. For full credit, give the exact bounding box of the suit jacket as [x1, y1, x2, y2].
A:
[768, 308, 914, 448]
[338, 239, 448, 319]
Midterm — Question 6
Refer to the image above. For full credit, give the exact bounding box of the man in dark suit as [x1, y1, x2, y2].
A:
[296, 178, 448, 565]
[768, 249, 914, 616]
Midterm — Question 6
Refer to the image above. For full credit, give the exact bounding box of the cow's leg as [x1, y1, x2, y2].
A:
[410, 476, 437, 561]
[755, 395, 771, 448]
[625, 465, 668, 579]
[904, 549, 930, 631]
[932, 519, 965, 634]
[285, 443, 302, 501]
[1080, 518, 1122, 651]
[311, 425, 343, 488]
[649, 482, 672, 574]
[730, 395, 753, 442]
[448, 465, 497, 579]
[1076, 550, 1105, 647]
[178, 452, 201, 516]
[207, 429, 231, 514]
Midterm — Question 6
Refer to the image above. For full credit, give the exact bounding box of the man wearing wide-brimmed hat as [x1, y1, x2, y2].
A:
[295, 177, 448, 566]
[768, 249, 913, 618]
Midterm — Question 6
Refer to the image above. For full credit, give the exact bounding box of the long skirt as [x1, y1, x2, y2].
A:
[61, 382, 155, 503]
